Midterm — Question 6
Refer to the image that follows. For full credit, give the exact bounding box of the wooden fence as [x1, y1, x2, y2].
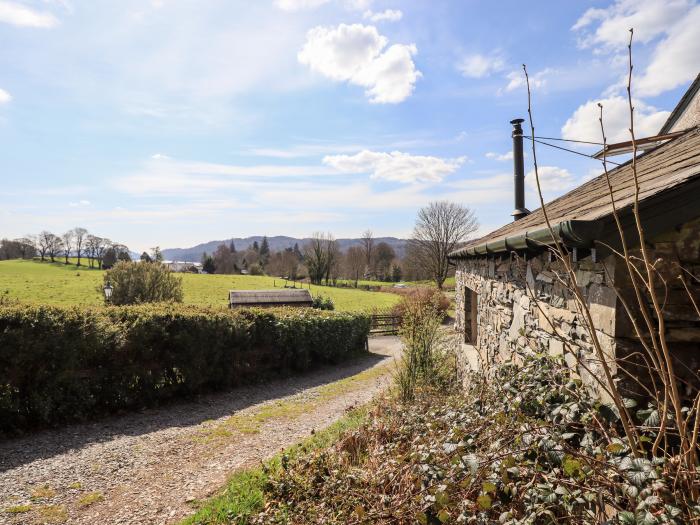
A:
[370, 314, 401, 335]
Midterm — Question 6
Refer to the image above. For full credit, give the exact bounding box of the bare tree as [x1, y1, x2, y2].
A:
[344, 246, 365, 287]
[86, 235, 108, 268]
[374, 242, 396, 281]
[409, 201, 479, 289]
[62, 230, 74, 265]
[304, 232, 336, 285]
[361, 229, 375, 278]
[73, 227, 88, 266]
[16, 237, 36, 259]
[46, 233, 63, 263]
[37, 231, 54, 262]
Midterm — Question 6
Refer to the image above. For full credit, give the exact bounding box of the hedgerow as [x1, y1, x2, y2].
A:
[0, 304, 370, 435]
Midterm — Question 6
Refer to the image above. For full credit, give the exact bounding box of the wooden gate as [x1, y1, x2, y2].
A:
[370, 314, 400, 335]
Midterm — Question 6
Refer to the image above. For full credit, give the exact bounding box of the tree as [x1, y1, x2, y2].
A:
[229, 240, 236, 253]
[62, 230, 74, 264]
[86, 235, 109, 268]
[259, 236, 270, 267]
[374, 242, 396, 281]
[16, 237, 36, 259]
[73, 227, 88, 266]
[112, 244, 131, 262]
[37, 231, 53, 261]
[391, 264, 403, 282]
[252, 240, 260, 252]
[213, 244, 237, 274]
[140, 251, 152, 263]
[102, 261, 183, 305]
[201, 253, 216, 274]
[293, 242, 303, 261]
[344, 246, 365, 287]
[303, 232, 337, 285]
[409, 201, 478, 289]
[361, 229, 375, 278]
[102, 247, 118, 269]
[150, 246, 163, 263]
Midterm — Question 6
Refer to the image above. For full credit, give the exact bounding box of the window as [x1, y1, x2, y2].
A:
[464, 287, 478, 344]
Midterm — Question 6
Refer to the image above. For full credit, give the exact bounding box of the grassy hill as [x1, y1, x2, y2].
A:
[0, 259, 400, 313]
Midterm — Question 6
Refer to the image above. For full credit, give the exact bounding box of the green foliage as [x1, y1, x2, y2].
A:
[0, 303, 370, 435]
[247, 353, 696, 524]
[102, 261, 184, 305]
[395, 289, 455, 402]
[248, 263, 263, 276]
[311, 295, 334, 311]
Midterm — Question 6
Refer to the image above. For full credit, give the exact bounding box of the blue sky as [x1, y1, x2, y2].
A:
[0, 0, 698, 252]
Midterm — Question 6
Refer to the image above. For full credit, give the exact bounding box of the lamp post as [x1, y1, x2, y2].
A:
[103, 282, 113, 303]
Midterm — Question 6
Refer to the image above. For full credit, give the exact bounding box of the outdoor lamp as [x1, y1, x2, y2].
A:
[103, 282, 113, 302]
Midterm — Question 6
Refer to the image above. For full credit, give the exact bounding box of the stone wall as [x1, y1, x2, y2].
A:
[454, 218, 700, 402]
[454, 251, 618, 401]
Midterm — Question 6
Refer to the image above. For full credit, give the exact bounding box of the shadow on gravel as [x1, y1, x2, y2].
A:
[0, 338, 399, 472]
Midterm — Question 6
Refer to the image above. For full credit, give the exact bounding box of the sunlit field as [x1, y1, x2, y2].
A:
[0, 259, 401, 312]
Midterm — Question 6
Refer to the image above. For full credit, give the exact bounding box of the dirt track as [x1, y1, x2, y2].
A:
[0, 337, 402, 525]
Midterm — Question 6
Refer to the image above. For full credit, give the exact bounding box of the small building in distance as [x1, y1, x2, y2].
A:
[164, 260, 202, 273]
[450, 76, 700, 403]
[229, 289, 314, 308]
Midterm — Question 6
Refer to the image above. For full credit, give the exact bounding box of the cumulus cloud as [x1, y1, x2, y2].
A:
[323, 150, 465, 183]
[635, 5, 700, 96]
[363, 9, 402, 22]
[526, 166, 577, 193]
[572, 0, 692, 49]
[485, 151, 513, 162]
[0, 88, 11, 104]
[297, 23, 420, 103]
[458, 52, 505, 79]
[572, 0, 700, 97]
[562, 96, 670, 143]
[503, 68, 553, 92]
[69, 200, 91, 207]
[0, 1, 58, 27]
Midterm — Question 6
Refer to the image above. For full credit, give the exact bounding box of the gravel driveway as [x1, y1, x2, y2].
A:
[0, 337, 402, 525]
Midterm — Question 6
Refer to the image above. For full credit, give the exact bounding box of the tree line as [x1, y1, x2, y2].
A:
[0, 228, 131, 269]
[197, 201, 478, 289]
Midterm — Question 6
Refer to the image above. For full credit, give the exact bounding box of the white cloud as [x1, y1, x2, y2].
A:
[485, 151, 513, 162]
[571, 0, 700, 98]
[526, 166, 577, 193]
[297, 23, 420, 103]
[572, 0, 693, 50]
[273, 0, 330, 11]
[504, 68, 554, 92]
[562, 96, 670, 143]
[0, 1, 58, 27]
[69, 199, 91, 207]
[274, 0, 372, 11]
[0, 88, 11, 103]
[458, 52, 505, 79]
[635, 5, 700, 96]
[363, 9, 402, 22]
[323, 150, 465, 183]
[151, 153, 170, 160]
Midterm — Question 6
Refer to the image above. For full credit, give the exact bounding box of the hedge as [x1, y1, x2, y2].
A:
[0, 304, 370, 435]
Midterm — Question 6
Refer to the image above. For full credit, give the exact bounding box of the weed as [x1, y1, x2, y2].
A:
[37, 505, 68, 523]
[30, 484, 56, 500]
[5, 504, 31, 513]
[77, 492, 103, 507]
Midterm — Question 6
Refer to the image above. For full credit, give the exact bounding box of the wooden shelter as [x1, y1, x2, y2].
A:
[229, 289, 313, 308]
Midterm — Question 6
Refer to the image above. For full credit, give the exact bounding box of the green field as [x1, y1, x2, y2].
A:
[0, 259, 400, 312]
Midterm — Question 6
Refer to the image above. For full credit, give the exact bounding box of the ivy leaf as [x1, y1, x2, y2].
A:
[618, 511, 636, 524]
[477, 494, 492, 510]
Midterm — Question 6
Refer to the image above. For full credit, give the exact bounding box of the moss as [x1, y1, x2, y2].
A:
[4, 504, 31, 513]
[77, 491, 104, 507]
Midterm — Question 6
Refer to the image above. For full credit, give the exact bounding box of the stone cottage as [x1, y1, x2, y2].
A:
[450, 75, 700, 401]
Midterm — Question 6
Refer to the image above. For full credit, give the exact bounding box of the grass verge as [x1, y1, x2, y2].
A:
[180, 406, 369, 525]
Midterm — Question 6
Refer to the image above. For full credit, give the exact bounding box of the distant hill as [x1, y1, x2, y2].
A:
[162, 236, 408, 262]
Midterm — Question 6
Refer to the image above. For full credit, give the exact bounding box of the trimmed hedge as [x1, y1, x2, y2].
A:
[0, 304, 370, 435]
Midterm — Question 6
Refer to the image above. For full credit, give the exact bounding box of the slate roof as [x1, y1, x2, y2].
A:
[229, 289, 313, 306]
[660, 73, 700, 134]
[450, 126, 700, 258]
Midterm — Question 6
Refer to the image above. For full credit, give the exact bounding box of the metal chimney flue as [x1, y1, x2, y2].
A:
[510, 118, 530, 221]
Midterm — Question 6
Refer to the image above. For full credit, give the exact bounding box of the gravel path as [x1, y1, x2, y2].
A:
[0, 337, 402, 525]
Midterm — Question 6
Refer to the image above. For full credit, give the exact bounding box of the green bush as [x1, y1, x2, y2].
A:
[0, 304, 370, 435]
[102, 261, 183, 305]
[311, 294, 335, 311]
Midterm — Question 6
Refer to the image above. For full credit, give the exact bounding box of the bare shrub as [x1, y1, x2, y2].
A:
[101, 261, 183, 305]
